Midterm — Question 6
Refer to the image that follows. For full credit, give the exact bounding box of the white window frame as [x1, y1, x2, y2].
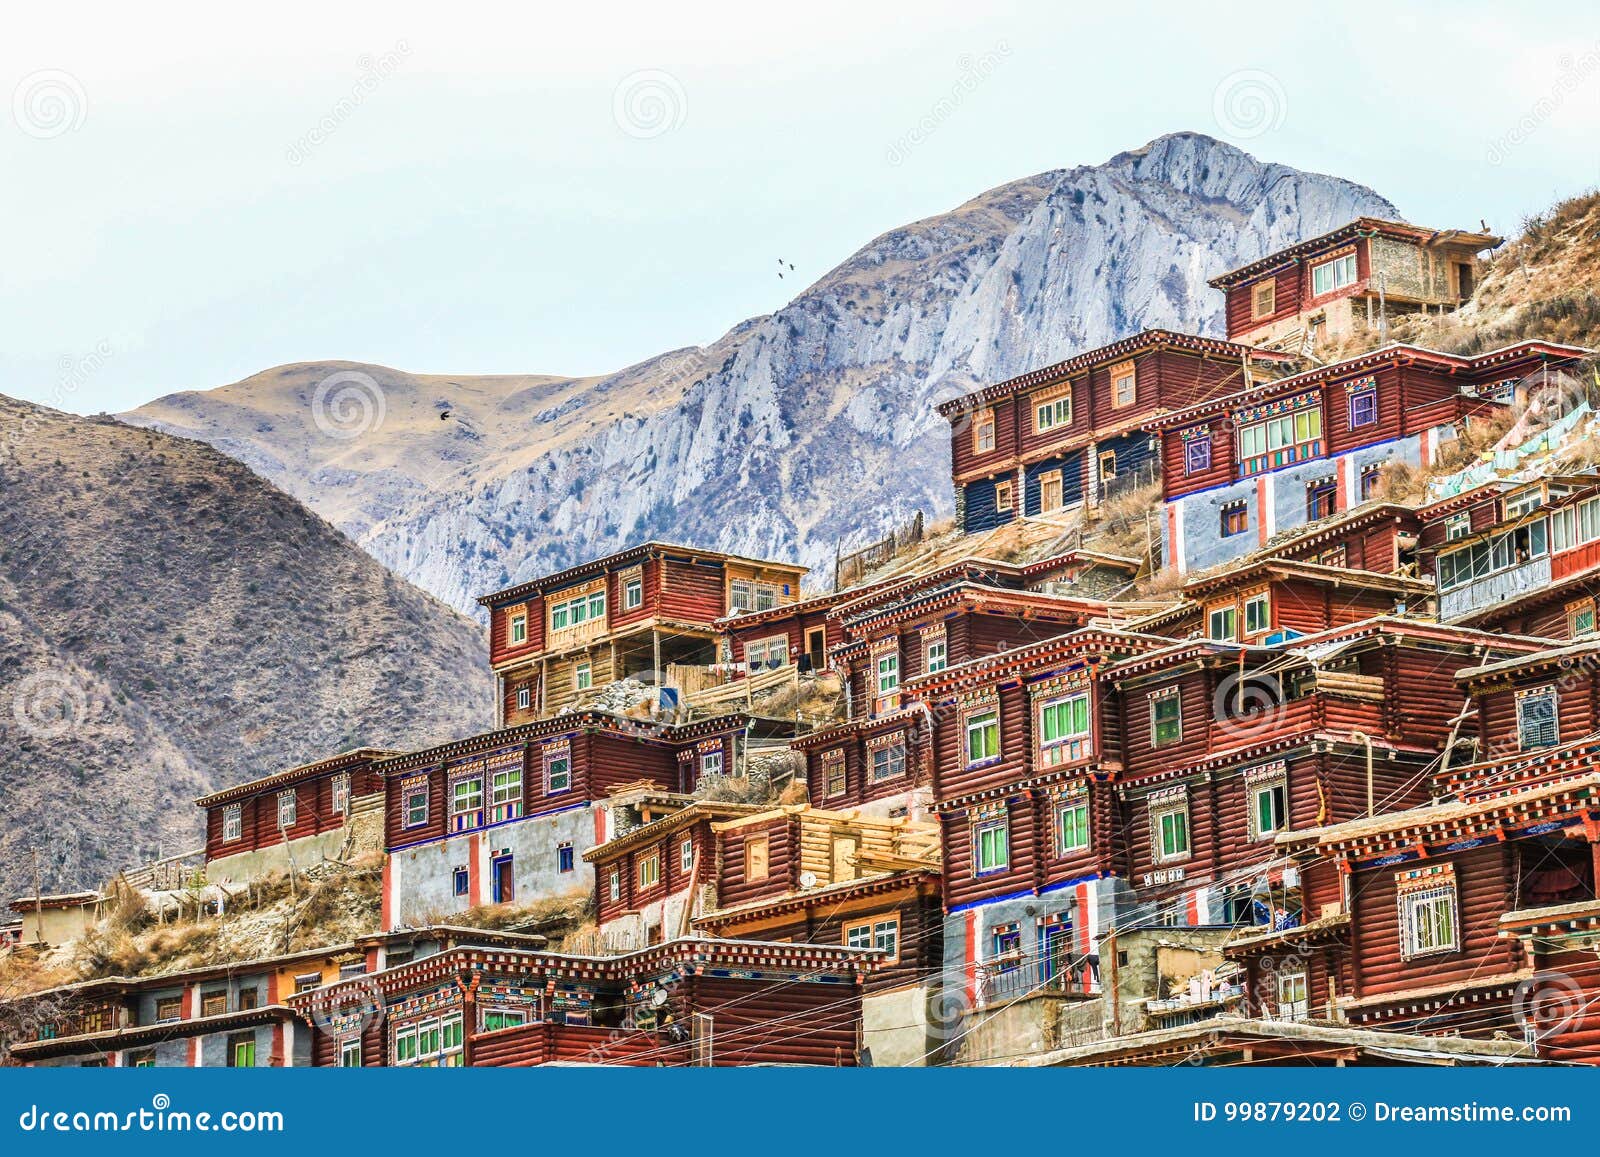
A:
[331, 772, 351, 817]
[624, 575, 643, 610]
[277, 790, 297, 830]
[638, 852, 661, 889]
[1277, 971, 1309, 1021]
[871, 743, 906, 783]
[574, 661, 592, 691]
[403, 784, 429, 829]
[1034, 392, 1072, 434]
[680, 837, 695, 874]
[1149, 688, 1182, 748]
[490, 766, 523, 822]
[965, 709, 1000, 766]
[876, 652, 900, 696]
[340, 1037, 362, 1067]
[222, 803, 242, 843]
[925, 637, 947, 674]
[1399, 885, 1460, 960]
[700, 750, 724, 779]
[746, 635, 790, 670]
[1311, 251, 1358, 296]
[1208, 606, 1238, 642]
[545, 750, 572, 794]
[1516, 687, 1559, 751]
[515, 685, 531, 711]
[509, 612, 528, 645]
[1244, 592, 1271, 636]
[1248, 775, 1289, 841]
[1151, 798, 1190, 863]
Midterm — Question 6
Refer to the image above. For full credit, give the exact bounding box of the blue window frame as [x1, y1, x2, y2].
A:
[1349, 390, 1377, 428]
[452, 867, 469, 897]
[557, 843, 575, 873]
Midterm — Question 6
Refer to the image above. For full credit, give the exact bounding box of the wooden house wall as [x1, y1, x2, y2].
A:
[541, 648, 621, 715]
[1532, 949, 1600, 1063]
[1242, 945, 1341, 1019]
[1323, 365, 1404, 458]
[607, 557, 659, 632]
[681, 975, 859, 1066]
[1271, 578, 1402, 635]
[930, 681, 1032, 802]
[938, 794, 1043, 911]
[1478, 599, 1569, 640]
[805, 727, 921, 810]
[1023, 451, 1086, 515]
[1223, 265, 1302, 338]
[468, 1022, 679, 1067]
[311, 1010, 385, 1067]
[594, 822, 713, 925]
[488, 593, 545, 670]
[1473, 673, 1598, 758]
[960, 474, 1015, 535]
[722, 891, 943, 996]
[1162, 416, 1235, 500]
[207, 771, 361, 860]
[1346, 845, 1518, 1002]
[714, 817, 798, 908]
[1117, 669, 1215, 781]
[656, 555, 728, 623]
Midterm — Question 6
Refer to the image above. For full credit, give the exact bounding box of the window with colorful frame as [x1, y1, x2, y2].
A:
[1359, 462, 1383, 501]
[488, 764, 522, 822]
[276, 790, 297, 830]
[1397, 866, 1459, 959]
[544, 743, 572, 793]
[1038, 692, 1091, 764]
[1149, 687, 1182, 748]
[875, 651, 900, 696]
[1054, 793, 1089, 855]
[222, 803, 242, 843]
[481, 1008, 529, 1034]
[844, 917, 900, 963]
[871, 741, 906, 782]
[509, 610, 528, 645]
[402, 776, 429, 829]
[450, 773, 484, 830]
[1569, 598, 1597, 638]
[973, 813, 1009, 875]
[1149, 790, 1190, 863]
[340, 1037, 362, 1067]
[1220, 502, 1249, 538]
[227, 1032, 256, 1068]
[1237, 402, 1322, 476]
[1184, 434, 1211, 475]
[1348, 387, 1378, 428]
[964, 706, 1000, 766]
[1245, 763, 1289, 841]
[700, 748, 724, 779]
[924, 633, 947, 674]
[1516, 686, 1558, 750]
[821, 748, 847, 797]
[394, 1012, 465, 1067]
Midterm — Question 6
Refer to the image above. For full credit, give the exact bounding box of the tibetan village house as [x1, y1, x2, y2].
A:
[378, 711, 760, 930]
[285, 938, 875, 1067]
[1209, 218, 1502, 352]
[197, 748, 396, 885]
[479, 542, 807, 724]
[1417, 474, 1600, 631]
[1152, 340, 1590, 575]
[939, 329, 1296, 536]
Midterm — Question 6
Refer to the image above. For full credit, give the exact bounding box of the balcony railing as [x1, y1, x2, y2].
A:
[1439, 556, 1550, 621]
[975, 952, 1097, 1006]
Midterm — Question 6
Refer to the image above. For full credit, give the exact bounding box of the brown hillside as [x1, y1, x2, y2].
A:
[0, 396, 492, 897]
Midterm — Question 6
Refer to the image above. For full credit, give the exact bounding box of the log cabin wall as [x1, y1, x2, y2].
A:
[714, 816, 798, 908]
[681, 974, 860, 1066]
[1345, 845, 1520, 1006]
[1470, 668, 1598, 760]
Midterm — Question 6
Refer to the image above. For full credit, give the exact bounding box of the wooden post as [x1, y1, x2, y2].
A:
[31, 845, 43, 945]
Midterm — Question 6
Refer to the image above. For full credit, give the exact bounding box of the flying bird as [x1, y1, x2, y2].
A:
[440, 410, 451, 420]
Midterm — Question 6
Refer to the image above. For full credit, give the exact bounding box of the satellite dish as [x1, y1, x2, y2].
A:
[799, 871, 818, 889]
[650, 988, 670, 1008]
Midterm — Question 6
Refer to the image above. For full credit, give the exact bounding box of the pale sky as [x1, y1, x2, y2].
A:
[4, 0, 1598, 414]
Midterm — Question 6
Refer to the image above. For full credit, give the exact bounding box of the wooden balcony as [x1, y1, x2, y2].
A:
[468, 1021, 688, 1067]
[1439, 556, 1550, 621]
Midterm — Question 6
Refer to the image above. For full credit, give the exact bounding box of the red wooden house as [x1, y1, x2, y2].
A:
[939, 330, 1295, 536]
[376, 711, 754, 930]
[287, 938, 875, 1067]
[1419, 474, 1600, 632]
[1153, 340, 1588, 576]
[1209, 218, 1500, 352]
[197, 748, 397, 885]
[479, 542, 807, 722]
